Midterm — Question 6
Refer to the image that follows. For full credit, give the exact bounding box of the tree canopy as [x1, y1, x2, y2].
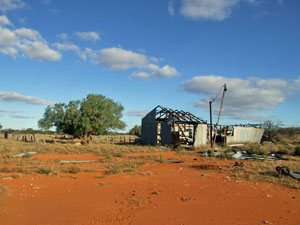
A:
[38, 94, 126, 137]
[129, 125, 141, 136]
[0, 123, 2, 130]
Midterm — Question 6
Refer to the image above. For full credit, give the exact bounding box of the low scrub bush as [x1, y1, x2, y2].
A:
[295, 146, 300, 156]
[60, 166, 81, 174]
[0, 167, 26, 173]
[241, 143, 268, 156]
[68, 166, 81, 174]
[36, 167, 53, 174]
[105, 161, 144, 175]
[113, 151, 124, 157]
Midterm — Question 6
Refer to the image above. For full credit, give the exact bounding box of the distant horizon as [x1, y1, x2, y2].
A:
[1, 0, 300, 130]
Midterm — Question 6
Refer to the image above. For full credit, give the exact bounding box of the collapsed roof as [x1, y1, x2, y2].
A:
[152, 105, 207, 124]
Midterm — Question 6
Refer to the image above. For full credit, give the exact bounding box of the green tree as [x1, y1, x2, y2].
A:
[38, 94, 126, 139]
[62, 100, 81, 135]
[38, 103, 65, 131]
[129, 125, 141, 136]
[0, 123, 2, 130]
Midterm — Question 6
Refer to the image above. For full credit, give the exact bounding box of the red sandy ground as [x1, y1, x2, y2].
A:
[0, 154, 299, 225]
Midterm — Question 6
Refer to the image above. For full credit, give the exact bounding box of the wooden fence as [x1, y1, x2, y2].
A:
[2, 132, 139, 144]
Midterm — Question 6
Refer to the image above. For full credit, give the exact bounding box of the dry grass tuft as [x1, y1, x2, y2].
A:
[0, 167, 27, 173]
[60, 166, 81, 174]
[0, 137, 159, 157]
[230, 159, 300, 189]
[105, 161, 145, 175]
[36, 167, 55, 175]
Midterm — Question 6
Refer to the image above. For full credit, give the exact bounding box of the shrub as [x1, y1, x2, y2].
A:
[241, 143, 268, 156]
[60, 166, 81, 174]
[68, 166, 81, 174]
[105, 161, 144, 175]
[37, 167, 53, 174]
[0, 167, 26, 173]
[129, 125, 141, 136]
[295, 146, 300, 156]
[113, 151, 124, 157]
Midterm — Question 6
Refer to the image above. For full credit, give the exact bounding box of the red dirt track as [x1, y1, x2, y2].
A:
[0, 157, 299, 225]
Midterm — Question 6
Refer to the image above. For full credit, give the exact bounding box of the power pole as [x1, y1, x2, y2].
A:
[209, 101, 213, 148]
[209, 84, 227, 149]
[213, 84, 227, 147]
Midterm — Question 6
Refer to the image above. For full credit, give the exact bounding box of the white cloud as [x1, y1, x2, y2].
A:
[0, 27, 18, 57]
[141, 64, 179, 78]
[10, 114, 35, 119]
[81, 47, 179, 79]
[180, 0, 239, 21]
[16, 17, 26, 25]
[97, 47, 148, 70]
[0, 109, 22, 114]
[40, 0, 51, 5]
[175, 0, 264, 21]
[18, 41, 61, 61]
[245, 0, 261, 4]
[75, 31, 100, 41]
[0, 17, 61, 61]
[57, 33, 69, 41]
[158, 65, 179, 77]
[53, 43, 80, 53]
[131, 71, 152, 79]
[126, 110, 149, 117]
[0, 92, 52, 105]
[0, 0, 27, 11]
[15, 28, 42, 41]
[0, 17, 176, 78]
[182, 75, 299, 121]
[0, 109, 34, 119]
[0, 15, 10, 26]
[0, 27, 17, 46]
[293, 76, 300, 89]
[168, 1, 175, 16]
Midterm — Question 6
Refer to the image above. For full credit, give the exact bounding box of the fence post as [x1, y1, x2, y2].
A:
[4, 131, 8, 139]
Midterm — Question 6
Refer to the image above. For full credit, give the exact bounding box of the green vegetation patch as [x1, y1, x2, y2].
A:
[295, 146, 300, 156]
[60, 166, 81, 174]
[36, 167, 54, 174]
[105, 161, 145, 175]
[0, 167, 27, 173]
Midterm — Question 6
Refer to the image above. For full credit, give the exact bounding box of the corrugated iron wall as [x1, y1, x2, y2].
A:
[226, 127, 264, 144]
[141, 109, 157, 145]
[194, 124, 208, 147]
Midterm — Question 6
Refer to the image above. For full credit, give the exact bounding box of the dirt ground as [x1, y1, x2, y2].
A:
[0, 151, 299, 225]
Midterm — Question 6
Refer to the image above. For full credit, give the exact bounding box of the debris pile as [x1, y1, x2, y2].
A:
[276, 166, 300, 180]
[200, 150, 287, 161]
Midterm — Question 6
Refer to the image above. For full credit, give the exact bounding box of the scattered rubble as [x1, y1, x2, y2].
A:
[230, 151, 287, 161]
[201, 150, 288, 161]
[276, 166, 300, 180]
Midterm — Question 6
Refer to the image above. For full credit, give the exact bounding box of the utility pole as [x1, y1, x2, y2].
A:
[213, 84, 227, 147]
[209, 101, 213, 148]
[209, 83, 227, 149]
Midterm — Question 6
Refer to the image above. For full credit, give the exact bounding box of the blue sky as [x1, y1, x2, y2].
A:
[0, 0, 300, 130]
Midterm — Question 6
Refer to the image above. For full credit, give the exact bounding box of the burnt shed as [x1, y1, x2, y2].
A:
[141, 106, 207, 147]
